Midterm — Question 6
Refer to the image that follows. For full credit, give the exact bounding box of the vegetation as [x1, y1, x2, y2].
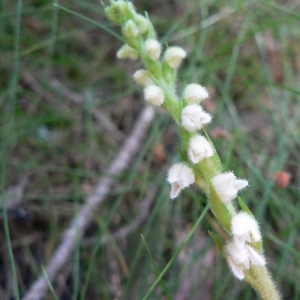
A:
[1, 0, 300, 299]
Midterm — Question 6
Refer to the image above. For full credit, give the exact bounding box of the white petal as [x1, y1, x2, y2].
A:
[234, 179, 249, 190]
[170, 183, 182, 199]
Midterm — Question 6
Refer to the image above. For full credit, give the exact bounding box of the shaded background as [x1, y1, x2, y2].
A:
[1, 0, 300, 299]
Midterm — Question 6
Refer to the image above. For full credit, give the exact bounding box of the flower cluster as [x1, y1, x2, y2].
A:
[226, 212, 265, 280]
[105, 3, 278, 295]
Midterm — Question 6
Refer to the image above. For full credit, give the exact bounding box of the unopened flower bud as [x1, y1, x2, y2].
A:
[164, 46, 187, 69]
[188, 135, 214, 164]
[105, 1, 135, 24]
[123, 20, 139, 39]
[117, 44, 139, 60]
[144, 39, 161, 60]
[184, 84, 209, 104]
[134, 15, 149, 35]
[133, 69, 153, 86]
[144, 85, 164, 106]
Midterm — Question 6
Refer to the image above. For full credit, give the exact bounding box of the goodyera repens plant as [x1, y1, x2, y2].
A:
[104, 1, 281, 299]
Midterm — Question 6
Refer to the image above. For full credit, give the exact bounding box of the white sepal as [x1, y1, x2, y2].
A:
[212, 172, 248, 203]
[167, 163, 195, 199]
[188, 135, 214, 164]
[184, 84, 209, 104]
[144, 85, 164, 106]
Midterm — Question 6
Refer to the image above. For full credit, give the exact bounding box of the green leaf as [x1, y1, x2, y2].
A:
[208, 230, 224, 253]
[238, 196, 254, 217]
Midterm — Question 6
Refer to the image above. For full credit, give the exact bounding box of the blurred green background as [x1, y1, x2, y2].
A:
[1, 0, 300, 299]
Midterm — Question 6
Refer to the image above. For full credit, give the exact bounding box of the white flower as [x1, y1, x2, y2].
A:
[231, 212, 261, 249]
[212, 172, 248, 203]
[181, 104, 212, 132]
[164, 46, 187, 69]
[123, 20, 139, 39]
[117, 44, 139, 60]
[188, 135, 214, 164]
[144, 85, 164, 106]
[133, 69, 153, 86]
[144, 39, 162, 60]
[226, 241, 265, 280]
[184, 84, 209, 104]
[167, 163, 195, 199]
